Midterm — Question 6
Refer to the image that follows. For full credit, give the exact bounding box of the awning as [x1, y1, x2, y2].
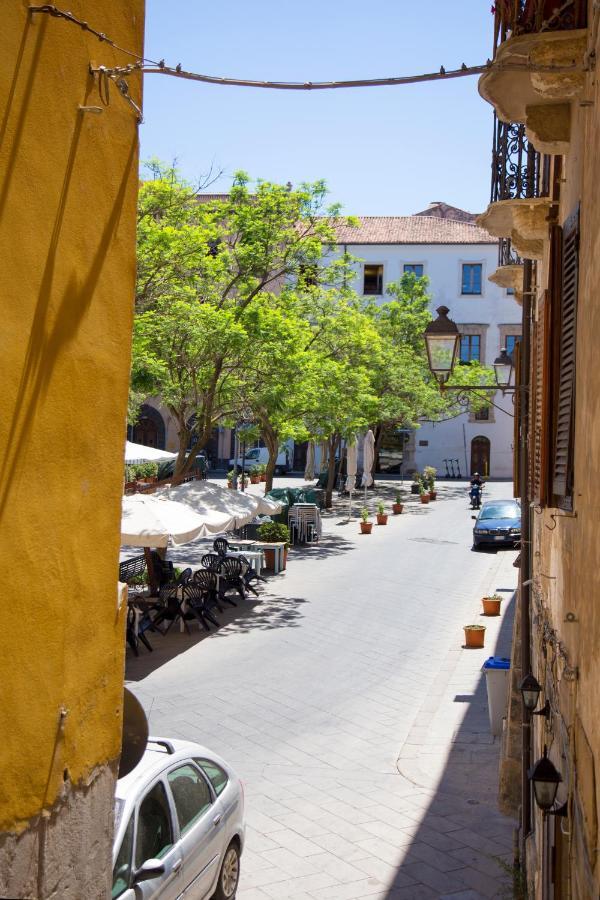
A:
[121, 494, 207, 548]
[157, 481, 282, 534]
[125, 441, 178, 464]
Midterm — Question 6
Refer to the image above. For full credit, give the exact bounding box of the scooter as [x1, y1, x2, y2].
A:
[469, 482, 483, 510]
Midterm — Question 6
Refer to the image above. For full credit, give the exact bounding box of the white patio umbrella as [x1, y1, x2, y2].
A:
[345, 437, 358, 518]
[158, 480, 282, 533]
[121, 494, 206, 548]
[125, 441, 177, 464]
[304, 442, 316, 481]
[361, 429, 375, 503]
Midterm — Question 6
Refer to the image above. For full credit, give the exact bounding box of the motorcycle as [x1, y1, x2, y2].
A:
[469, 482, 483, 510]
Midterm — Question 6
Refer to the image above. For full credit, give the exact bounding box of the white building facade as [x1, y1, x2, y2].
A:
[327, 203, 521, 479]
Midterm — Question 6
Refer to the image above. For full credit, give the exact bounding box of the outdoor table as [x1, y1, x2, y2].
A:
[253, 541, 286, 574]
[226, 549, 265, 573]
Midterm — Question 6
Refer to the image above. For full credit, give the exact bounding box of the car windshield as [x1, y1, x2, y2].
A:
[480, 503, 520, 520]
[114, 796, 125, 832]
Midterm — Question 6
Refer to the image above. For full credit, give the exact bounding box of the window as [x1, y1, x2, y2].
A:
[403, 264, 424, 277]
[299, 263, 318, 287]
[135, 781, 174, 867]
[195, 758, 229, 796]
[506, 287, 515, 295]
[112, 815, 134, 899]
[462, 263, 483, 295]
[168, 764, 213, 835]
[460, 334, 481, 363]
[363, 264, 383, 295]
[419, 440, 429, 447]
[475, 408, 490, 421]
[505, 335, 521, 357]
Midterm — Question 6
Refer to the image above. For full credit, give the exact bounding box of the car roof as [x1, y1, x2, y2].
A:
[481, 499, 519, 508]
[115, 737, 230, 800]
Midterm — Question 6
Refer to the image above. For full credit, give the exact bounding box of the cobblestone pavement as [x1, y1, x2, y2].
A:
[127, 480, 518, 899]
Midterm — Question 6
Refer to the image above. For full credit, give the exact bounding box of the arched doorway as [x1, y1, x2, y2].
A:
[471, 435, 491, 477]
[128, 405, 166, 449]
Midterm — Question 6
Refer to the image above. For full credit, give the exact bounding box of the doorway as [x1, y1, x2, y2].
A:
[470, 435, 491, 477]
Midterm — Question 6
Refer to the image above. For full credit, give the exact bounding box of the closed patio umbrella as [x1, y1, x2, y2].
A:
[121, 494, 206, 548]
[304, 442, 316, 481]
[345, 437, 358, 519]
[361, 429, 375, 503]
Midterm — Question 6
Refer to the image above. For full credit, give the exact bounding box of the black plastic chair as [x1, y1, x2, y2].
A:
[213, 537, 229, 557]
[126, 604, 153, 656]
[201, 553, 222, 572]
[183, 579, 221, 631]
[151, 583, 190, 635]
[237, 555, 262, 596]
[218, 557, 246, 605]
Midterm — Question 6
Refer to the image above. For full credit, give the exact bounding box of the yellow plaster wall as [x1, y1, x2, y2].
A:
[0, 2, 144, 831]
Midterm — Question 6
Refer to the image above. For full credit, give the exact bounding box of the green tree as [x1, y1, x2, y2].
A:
[132, 163, 351, 480]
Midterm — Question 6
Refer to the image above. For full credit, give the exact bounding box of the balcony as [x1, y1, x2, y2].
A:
[478, 1, 587, 153]
[478, 118, 550, 274]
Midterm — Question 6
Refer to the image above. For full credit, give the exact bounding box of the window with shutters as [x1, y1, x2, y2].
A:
[531, 296, 548, 503]
[552, 209, 579, 509]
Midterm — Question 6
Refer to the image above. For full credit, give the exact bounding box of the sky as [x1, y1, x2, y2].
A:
[141, 0, 496, 217]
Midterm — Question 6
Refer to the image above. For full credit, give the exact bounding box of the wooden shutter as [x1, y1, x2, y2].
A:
[552, 208, 579, 505]
[531, 298, 545, 501]
[513, 339, 521, 499]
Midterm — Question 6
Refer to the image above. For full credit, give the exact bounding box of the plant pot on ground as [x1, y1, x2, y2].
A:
[257, 521, 290, 571]
[463, 624, 486, 648]
[376, 501, 388, 525]
[482, 594, 503, 616]
[392, 493, 403, 514]
[360, 508, 372, 534]
[428, 491, 437, 501]
[419, 492, 430, 505]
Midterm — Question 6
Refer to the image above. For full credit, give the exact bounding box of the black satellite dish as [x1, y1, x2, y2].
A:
[119, 687, 149, 778]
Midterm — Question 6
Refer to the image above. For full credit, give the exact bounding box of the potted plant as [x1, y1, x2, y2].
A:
[376, 501, 388, 525]
[259, 463, 267, 483]
[257, 521, 290, 570]
[482, 593, 503, 616]
[250, 465, 261, 484]
[463, 624, 486, 649]
[423, 466, 437, 500]
[392, 492, 403, 515]
[410, 473, 420, 495]
[227, 470, 235, 489]
[360, 508, 373, 534]
[419, 481, 430, 504]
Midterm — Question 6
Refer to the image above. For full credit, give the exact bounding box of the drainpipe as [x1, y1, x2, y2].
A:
[520, 258, 533, 849]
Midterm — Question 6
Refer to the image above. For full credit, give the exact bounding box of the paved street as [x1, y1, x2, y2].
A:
[127, 480, 518, 899]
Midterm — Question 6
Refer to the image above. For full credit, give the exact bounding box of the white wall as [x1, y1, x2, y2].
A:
[324, 241, 521, 478]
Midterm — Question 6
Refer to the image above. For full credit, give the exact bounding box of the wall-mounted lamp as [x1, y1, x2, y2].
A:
[528, 746, 567, 815]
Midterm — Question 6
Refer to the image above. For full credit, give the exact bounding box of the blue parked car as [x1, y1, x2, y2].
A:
[472, 499, 521, 549]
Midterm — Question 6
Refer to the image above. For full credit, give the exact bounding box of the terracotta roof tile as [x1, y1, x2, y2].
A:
[331, 216, 496, 245]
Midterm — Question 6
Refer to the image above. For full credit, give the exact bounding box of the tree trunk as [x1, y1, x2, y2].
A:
[324, 434, 340, 508]
[263, 425, 279, 493]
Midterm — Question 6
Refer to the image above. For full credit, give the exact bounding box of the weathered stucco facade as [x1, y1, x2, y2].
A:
[479, 1, 600, 896]
[0, 3, 144, 896]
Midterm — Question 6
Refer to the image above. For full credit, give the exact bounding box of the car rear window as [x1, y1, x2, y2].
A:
[194, 758, 229, 796]
[480, 503, 520, 520]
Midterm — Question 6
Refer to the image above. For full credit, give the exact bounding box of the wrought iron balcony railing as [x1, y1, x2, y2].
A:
[490, 115, 551, 268]
[492, 0, 587, 55]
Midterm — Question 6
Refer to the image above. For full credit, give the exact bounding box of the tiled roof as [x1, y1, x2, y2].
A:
[331, 216, 496, 245]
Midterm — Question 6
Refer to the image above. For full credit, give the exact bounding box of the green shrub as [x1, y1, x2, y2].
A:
[257, 521, 290, 545]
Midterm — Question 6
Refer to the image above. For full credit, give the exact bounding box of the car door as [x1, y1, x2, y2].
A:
[132, 778, 184, 900]
[166, 762, 225, 898]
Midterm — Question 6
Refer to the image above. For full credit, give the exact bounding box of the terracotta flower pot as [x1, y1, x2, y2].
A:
[376, 514, 388, 525]
[264, 547, 288, 571]
[464, 626, 486, 649]
[260, 475, 267, 482]
[392, 503, 403, 515]
[360, 522, 373, 534]
[482, 597, 502, 616]
[420, 494, 430, 504]
[251, 476, 260, 484]
[429, 491, 437, 501]
[227, 481, 234, 489]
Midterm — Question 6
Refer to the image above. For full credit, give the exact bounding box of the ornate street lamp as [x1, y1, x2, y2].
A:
[493, 348, 514, 389]
[423, 306, 461, 385]
[528, 746, 564, 813]
[519, 673, 542, 712]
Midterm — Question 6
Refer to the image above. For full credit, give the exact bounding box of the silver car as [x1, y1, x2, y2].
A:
[112, 738, 245, 900]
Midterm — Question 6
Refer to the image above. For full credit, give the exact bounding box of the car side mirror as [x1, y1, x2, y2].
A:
[133, 859, 166, 884]
[471, 515, 477, 520]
